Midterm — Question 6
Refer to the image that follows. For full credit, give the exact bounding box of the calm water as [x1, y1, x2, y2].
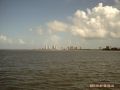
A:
[0, 50, 120, 90]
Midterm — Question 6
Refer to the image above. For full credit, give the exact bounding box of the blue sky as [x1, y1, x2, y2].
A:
[0, 0, 120, 49]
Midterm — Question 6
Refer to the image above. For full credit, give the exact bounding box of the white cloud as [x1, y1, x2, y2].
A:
[30, 3, 120, 41]
[0, 34, 27, 45]
[42, 3, 120, 39]
[0, 34, 7, 41]
[70, 3, 120, 39]
[18, 39, 26, 44]
[0, 34, 13, 44]
[47, 20, 68, 32]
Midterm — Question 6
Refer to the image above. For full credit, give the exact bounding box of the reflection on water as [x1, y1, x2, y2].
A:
[0, 50, 120, 90]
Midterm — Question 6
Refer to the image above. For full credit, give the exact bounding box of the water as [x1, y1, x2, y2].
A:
[0, 50, 120, 90]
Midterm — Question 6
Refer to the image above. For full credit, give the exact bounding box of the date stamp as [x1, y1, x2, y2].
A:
[89, 80, 120, 89]
[89, 83, 114, 88]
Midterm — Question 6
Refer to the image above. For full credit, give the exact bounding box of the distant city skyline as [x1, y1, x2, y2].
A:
[0, 0, 120, 49]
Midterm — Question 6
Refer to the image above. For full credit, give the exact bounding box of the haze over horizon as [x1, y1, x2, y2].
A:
[0, 0, 120, 49]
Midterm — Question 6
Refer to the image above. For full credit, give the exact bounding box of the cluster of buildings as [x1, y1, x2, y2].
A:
[63, 46, 82, 50]
[40, 45, 57, 50]
[103, 46, 120, 51]
[38, 45, 82, 51]
[37, 45, 120, 51]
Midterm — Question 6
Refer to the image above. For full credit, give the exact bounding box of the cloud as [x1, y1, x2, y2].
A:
[28, 2, 120, 46]
[0, 34, 27, 45]
[34, 3, 120, 39]
[18, 39, 26, 44]
[0, 34, 7, 41]
[70, 3, 120, 39]
[47, 20, 68, 32]
[0, 34, 13, 44]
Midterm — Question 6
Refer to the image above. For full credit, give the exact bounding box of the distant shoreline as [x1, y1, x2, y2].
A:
[0, 49, 120, 51]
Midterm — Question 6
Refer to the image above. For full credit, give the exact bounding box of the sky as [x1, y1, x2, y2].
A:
[0, 0, 120, 49]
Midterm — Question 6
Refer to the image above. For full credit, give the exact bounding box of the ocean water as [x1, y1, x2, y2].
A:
[0, 50, 120, 90]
